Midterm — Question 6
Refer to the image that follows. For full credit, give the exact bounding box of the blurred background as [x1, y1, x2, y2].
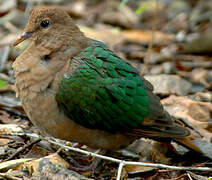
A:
[0, 0, 211, 179]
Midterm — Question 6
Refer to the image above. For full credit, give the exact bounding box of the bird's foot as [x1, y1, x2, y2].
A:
[70, 157, 102, 172]
[69, 149, 106, 172]
[72, 143, 84, 148]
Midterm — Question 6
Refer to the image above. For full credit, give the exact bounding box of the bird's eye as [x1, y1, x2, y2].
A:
[40, 20, 50, 28]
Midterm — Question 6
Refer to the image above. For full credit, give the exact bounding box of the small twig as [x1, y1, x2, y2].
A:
[56, 147, 63, 154]
[4, 138, 41, 161]
[117, 161, 124, 180]
[2, 132, 212, 180]
[187, 171, 210, 180]
[187, 172, 193, 180]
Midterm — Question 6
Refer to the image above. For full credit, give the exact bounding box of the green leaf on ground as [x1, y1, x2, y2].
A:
[135, 1, 155, 15]
[0, 79, 6, 88]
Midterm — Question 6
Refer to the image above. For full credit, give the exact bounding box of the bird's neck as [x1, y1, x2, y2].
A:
[36, 31, 88, 55]
[34, 24, 89, 56]
[13, 35, 89, 100]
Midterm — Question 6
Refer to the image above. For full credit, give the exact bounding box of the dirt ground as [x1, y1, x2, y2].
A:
[0, 0, 211, 179]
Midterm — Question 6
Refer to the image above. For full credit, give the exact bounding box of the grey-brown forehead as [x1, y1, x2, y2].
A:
[30, 9, 50, 20]
[29, 8, 66, 24]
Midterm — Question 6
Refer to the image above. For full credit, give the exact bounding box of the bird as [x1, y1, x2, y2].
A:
[13, 6, 202, 155]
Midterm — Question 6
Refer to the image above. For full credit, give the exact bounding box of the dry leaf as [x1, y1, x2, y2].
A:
[122, 30, 175, 43]
[20, 153, 70, 176]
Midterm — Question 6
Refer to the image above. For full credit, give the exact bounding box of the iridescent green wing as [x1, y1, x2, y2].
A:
[56, 40, 149, 133]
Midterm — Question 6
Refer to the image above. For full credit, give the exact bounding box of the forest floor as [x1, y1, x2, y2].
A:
[0, 0, 211, 179]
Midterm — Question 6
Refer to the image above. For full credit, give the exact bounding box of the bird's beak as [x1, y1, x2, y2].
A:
[13, 32, 33, 46]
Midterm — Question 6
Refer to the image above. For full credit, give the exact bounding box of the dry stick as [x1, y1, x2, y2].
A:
[2, 132, 212, 177]
[187, 172, 193, 180]
[4, 138, 41, 161]
[117, 161, 125, 180]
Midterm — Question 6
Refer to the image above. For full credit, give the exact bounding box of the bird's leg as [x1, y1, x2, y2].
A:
[69, 149, 106, 172]
[72, 143, 84, 148]
[71, 143, 92, 161]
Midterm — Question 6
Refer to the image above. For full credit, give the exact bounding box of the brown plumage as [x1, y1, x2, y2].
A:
[13, 6, 202, 154]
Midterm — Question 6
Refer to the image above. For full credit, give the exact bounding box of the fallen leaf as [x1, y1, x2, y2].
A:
[162, 95, 212, 132]
[122, 30, 175, 43]
[144, 75, 192, 95]
[80, 26, 123, 46]
[0, 137, 12, 146]
[20, 153, 70, 176]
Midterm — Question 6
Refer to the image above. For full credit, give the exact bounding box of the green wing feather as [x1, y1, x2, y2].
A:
[56, 39, 189, 138]
[56, 40, 149, 133]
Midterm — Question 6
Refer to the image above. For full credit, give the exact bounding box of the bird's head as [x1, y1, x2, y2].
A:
[14, 6, 86, 50]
